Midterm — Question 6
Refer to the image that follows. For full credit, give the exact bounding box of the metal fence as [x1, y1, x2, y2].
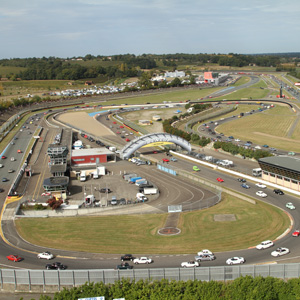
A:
[1, 264, 300, 292]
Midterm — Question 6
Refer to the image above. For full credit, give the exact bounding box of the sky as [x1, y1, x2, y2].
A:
[1, 0, 300, 59]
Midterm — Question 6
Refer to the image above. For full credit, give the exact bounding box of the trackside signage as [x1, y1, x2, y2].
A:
[78, 297, 105, 300]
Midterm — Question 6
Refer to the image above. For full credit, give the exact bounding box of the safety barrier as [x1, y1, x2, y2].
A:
[1, 263, 300, 292]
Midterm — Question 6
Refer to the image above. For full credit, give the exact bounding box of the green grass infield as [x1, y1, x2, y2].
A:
[15, 194, 290, 254]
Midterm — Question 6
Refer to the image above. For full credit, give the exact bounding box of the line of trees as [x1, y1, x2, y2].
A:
[213, 141, 272, 160]
[35, 276, 300, 300]
[1, 52, 298, 81]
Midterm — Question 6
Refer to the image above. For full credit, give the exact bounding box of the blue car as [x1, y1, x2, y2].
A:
[241, 183, 250, 189]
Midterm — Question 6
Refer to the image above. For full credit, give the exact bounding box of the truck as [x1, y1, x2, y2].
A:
[135, 178, 147, 186]
[252, 168, 262, 177]
[84, 195, 95, 206]
[80, 171, 86, 182]
[97, 166, 106, 175]
[130, 176, 142, 183]
[136, 193, 148, 202]
[109, 146, 116, 152]
[143, 187, 158, 195]
[93, 170, 99, 179]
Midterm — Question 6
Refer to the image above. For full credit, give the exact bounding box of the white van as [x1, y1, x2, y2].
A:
[80, 171, 86, 182]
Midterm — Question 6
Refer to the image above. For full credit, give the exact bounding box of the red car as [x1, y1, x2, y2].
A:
[162, 158, 169, 162]
[113, 122, 117, 124]
[116, 131, 121, 134]
[120, 125, 124, 129]
[17, 149, 22, 153]
[216, 177, 224, 182]
[153, 151, 158, 154]
[7, 255, 22, 262]
[125, 138, 130, 142]
[1, 156, 6, 159]
[292, 230, 300, 237]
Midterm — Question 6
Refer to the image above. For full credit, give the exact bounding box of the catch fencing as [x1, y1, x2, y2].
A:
[1, 264, 300, 292]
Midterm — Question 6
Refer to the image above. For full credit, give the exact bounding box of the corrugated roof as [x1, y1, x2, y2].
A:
[259, 156, 300, 172]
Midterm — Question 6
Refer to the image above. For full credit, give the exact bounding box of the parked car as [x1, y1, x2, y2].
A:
[170, 157, 177, 162]
[273, 189, 284, 195]
[193, 166, 200, 171]
[117, 263, 133, 270]
[10, 157, 16, 161]
[286, 202, 295, 210]
[162, 158, 169, 162]
[111, 197, 118, 205]
[194, 254, 215, 261]
[37, 251, 54, 260]
[292, 230, 300, 237]
[7, 255, 22, 262]
[226, 257, 245, 265]
[256, 240, 274, 250]
[8, 169, 14, 173]
[256, 191, 267, 198]
[181, 261, 200, 268]
[216, 177, 224, 182]
[0, 188, 4, 193]
[121, 254, 135, 261]
[0, 164, 3, 168]
[1, 156, 6, 159]
[133, 257, 153, 264]
[2, 178, 9, 182]
[100, 188, 111, 193]
[46, 262, 66, 270]
[271, 247, 290, 257]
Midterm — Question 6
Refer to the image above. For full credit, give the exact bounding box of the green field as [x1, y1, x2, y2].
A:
[216, 105, 300, 151]
[214, 87, 270, 101]
[15, 194, 289, 254]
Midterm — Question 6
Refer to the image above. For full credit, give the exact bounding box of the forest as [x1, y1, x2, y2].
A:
[1, 52, 299, 81]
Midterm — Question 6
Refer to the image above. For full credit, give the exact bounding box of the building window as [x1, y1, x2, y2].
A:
[263, 171, 269, 175]
[284, 177, 290, 182]
[73, 158, 85, 162]
[270, 173, 275, 177]
[277, 175, 282, 179]
[90, 158, 95, 160]
[292, 180, 298, 184]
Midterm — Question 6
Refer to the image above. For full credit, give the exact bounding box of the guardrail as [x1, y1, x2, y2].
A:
[1, 263, 299, 292]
